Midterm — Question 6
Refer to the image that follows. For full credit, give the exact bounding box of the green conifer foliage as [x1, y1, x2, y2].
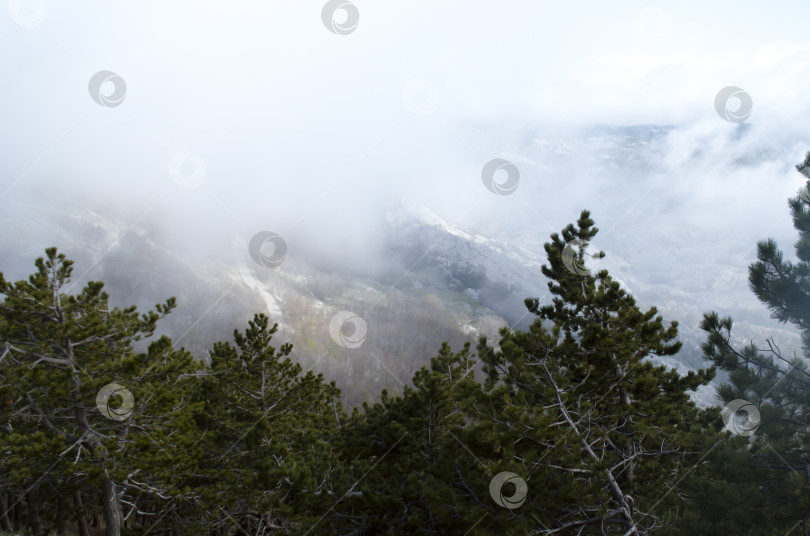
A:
[192, 313, 345, 534]
[0, 249, 202, 536]
[683, 157, 810, 535]
[474, 211, 715, 534]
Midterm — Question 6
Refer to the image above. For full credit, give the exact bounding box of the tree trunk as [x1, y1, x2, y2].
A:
[27, 492, 44, 536]
[0, 492, 12, 531]
[12, 492, 20, 527]
[73, 490, 91, 536]
[102, 479, 122, 536]
[56, 495, 67, 535]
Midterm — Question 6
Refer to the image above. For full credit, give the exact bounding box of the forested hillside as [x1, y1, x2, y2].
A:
[2, 161, 810, 535]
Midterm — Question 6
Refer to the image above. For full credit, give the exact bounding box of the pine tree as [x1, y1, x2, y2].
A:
[685, 156, 810, 534]
[0, 248, 203, 536]
[327, 341, 495, 535]
[191, 313, 345, 534]
[327, 212, 715, 535]
[474, 210, 715, 534]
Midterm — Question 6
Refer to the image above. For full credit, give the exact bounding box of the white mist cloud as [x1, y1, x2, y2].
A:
[1, 0, 810, 308]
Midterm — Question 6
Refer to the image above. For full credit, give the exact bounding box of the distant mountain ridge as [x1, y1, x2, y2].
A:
[1, 124, 803, 408]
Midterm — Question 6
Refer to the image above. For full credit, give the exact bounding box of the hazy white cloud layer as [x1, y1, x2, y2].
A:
[1, 0, 810, 325]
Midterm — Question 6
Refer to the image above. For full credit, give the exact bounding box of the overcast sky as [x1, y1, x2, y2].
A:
[2, 1, 810, 310]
